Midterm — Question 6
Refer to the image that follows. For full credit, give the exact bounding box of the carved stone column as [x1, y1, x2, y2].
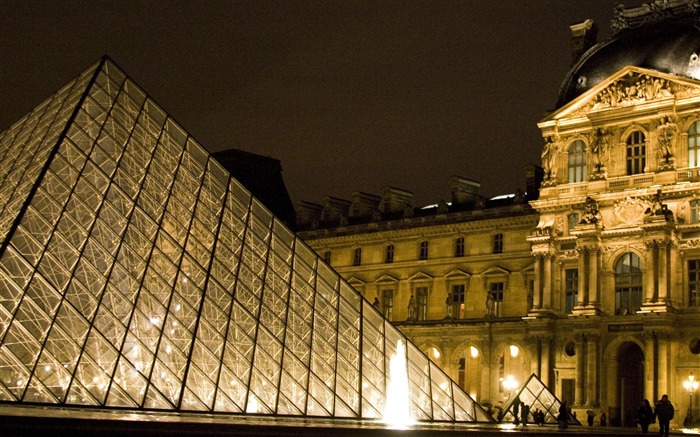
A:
[585, 334, 598, 406]
[577, 249, 587, 307]
[589, 249, 599, 309]
[644, 332, 656, 403]
[658, 242, 668, 302]
[575, 333, 585, 406]
[533, 256, 542, 310]
[645, 242, 656, 303]
[541, 337, 551, 387]
[543, 255, 553, 309]
[657, 334, 669, 397]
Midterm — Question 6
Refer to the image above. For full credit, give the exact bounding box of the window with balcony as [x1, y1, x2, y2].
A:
[689, 120, 700, 168]
[416, 286, 428, 321]
[626, 130, 646, 175]
[382, 289, 394, 320]
[615, 253, 642, 314]
[489, 282, 504, 317]
[568, 140, 587, 183]
[451, 284, 466, 319]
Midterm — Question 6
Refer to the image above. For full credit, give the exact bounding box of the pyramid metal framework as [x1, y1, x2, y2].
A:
[499, 373, 581, 425]
[0, 57, 491, 422]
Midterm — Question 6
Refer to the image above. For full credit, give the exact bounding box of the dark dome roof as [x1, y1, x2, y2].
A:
[556, 16, 700, 109]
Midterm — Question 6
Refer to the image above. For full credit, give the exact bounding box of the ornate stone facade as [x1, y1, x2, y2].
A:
[298, 4, 700, 428]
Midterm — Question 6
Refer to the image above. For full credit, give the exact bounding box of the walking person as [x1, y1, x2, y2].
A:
[637, 399, 654, 433]
[654, 394, 674, 437]
[558, 400, 570, 429]
[586, 409, 596, 426]
[521, 403, 530, 426]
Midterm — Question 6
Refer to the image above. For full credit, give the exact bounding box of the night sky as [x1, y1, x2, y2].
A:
[1, 1, 631, 207]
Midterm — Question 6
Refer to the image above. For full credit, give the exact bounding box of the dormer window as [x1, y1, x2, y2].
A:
[626, 130, 646, 175]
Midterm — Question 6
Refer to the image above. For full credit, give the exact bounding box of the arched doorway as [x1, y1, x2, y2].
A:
[617, 342, 644, 426]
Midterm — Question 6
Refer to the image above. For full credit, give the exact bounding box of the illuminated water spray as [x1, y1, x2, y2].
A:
[383, 339, 413, 427]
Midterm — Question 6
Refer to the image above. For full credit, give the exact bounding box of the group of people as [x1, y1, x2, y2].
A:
[637, 394, 674, 436]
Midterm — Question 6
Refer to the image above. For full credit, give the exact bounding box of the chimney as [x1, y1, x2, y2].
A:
[379, 187, 413, 214]
[523, 164, 544, 200]
[449, 176, 480, 205]
[569, 19, 597, 65]
[320, 196, 351, 224]
[349, 191, 381, 218]
[295, 200, 323, 229]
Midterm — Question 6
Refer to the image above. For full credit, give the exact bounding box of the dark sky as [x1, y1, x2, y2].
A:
[0, 1, 630, 206]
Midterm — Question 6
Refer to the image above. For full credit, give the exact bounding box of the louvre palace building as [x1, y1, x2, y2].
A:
[296, 1, 700, 428]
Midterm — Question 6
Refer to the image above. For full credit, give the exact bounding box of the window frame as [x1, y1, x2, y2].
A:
[353, 247, 362, 266]
[568, 139, 587, 183]
[455, 237, 465, 257]
[625, 130, 646, 175]
[385, 244, 394, 263]
[565, 268, 578, 313]
[492, 233, 504, 254]
[419, 240, 429, 261]
[689, 120, 700, 168]
[615, 252, 643, 314]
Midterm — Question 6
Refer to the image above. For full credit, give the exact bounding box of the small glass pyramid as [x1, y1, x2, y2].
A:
[0, 57, 491, 423]
[498, 373, 581, 425]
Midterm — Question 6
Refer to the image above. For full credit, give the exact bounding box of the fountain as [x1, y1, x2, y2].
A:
[382, 339, 413, 427]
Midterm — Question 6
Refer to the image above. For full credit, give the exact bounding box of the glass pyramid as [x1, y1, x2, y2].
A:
[498, 373, 581, 425]
[0, 57, 491, 422]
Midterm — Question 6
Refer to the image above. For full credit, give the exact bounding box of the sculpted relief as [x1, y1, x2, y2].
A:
[610, 197, 650, 227]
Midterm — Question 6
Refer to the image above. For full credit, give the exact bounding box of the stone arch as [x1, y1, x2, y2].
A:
[601, 335, 646, 426]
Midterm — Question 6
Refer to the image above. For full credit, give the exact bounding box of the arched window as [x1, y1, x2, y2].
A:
[615, 253, 643, 314]
[626, 131, 646, 175]
[568, 140, 587, 183]
[689, 120, 700, 168]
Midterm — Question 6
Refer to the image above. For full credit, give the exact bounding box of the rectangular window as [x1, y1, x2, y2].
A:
[565, 269, 578, 313]
[689, 260, 700, 307]
[419, 241, 429, 260]
[489, 282, 504, 317]
[416, 286, 428, 321]
[382, 289, 393, 320]
[452, 284, 466, 319]
[385, 244, 394, 263]
[626, 131, 646, 175]
[455, 237, 465, 257]
[568, 213, 579, 230]
[353, 247, 362, 266]
[493, 233, 503, 254]
[323, 251, 331, 265]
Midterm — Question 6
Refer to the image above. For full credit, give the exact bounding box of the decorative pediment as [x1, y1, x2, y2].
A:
[444, 268, 471, 279]
[408, 271, 434, 282]
[481, 266, 510, 277]
[541, 66, 700, 123]
[375, 273, 400, 284]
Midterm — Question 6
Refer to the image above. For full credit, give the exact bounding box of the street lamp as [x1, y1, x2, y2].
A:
[683, 374, 699, 427]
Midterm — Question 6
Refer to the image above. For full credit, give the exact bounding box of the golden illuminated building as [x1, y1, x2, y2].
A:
[298, 1, 700, 427]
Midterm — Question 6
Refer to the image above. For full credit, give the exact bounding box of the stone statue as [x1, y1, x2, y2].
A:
[590, 128, 610, 171]
[656, 116, 678, 163]
[407, 294, 417, 321]
[486, 293, 495, 317]
[541, 137, 559, 179]
[580, 196, 602, 224]
[645, 189, 673, 221]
